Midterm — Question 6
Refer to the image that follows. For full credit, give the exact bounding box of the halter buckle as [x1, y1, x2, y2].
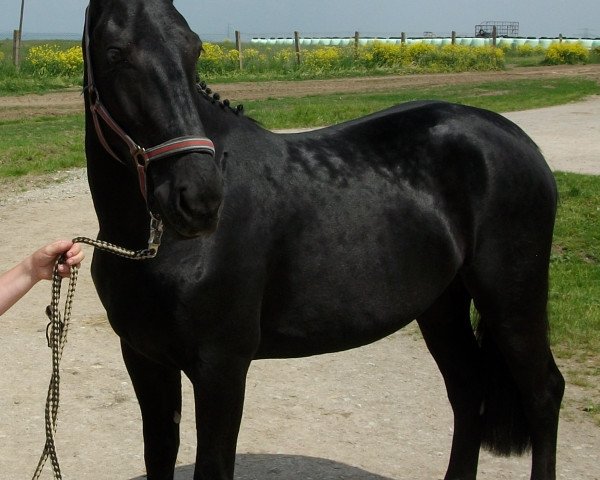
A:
[147, 214, 164, 256]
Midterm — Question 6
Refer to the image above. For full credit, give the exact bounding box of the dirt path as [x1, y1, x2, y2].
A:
[1, 64, 599, 120]
[0, 87, 599, 479]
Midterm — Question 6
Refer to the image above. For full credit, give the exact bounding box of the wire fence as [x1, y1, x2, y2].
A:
[3, 28, 598, 70]
[4, 28, 599, 43]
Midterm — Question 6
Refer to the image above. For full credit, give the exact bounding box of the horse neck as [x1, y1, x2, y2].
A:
[195, 93, 262, 142]
[85, 124, 150, 247]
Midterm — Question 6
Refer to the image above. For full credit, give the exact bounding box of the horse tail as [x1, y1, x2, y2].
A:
[475, 315, 532, 456]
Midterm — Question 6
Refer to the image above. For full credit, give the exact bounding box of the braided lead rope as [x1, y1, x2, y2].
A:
[71, 237, 158, 260]
[32, 237, 157, 480]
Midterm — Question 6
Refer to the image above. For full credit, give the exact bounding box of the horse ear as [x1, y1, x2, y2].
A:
[87, 0, 107, 18]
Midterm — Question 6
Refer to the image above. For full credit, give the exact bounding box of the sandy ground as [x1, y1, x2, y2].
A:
[0, 87, 599, 478]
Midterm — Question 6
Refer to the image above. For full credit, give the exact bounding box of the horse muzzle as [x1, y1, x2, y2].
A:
[148, 152, 224, 237]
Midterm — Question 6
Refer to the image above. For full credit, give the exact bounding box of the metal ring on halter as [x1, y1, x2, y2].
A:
[132, 145, 148, 168]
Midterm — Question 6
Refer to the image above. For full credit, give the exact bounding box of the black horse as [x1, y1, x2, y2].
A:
[83, 1, 564, 479]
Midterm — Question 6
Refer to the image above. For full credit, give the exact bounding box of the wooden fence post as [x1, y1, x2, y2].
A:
[401, 32, 406, 44]
[15, 0, 25, 68]
[354, 31, 360, 55]
[294, 31, 301, 65]
[13, 30, 21, 68]
[235, 30, 243, 70]
[492, 26, 497, 47]
[559, 33, 563, 43]
[451, 31, 456, 45]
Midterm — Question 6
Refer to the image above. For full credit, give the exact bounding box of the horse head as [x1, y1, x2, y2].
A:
[85, 0, 223, 237]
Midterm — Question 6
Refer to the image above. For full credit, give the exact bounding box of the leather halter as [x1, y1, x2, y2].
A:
[83, 7, 216, 201]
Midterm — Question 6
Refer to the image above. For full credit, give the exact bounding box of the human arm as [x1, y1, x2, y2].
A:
[0, 240, 84, 316]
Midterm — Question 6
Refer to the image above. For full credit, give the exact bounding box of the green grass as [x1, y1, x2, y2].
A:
[0, 65, 80, 95]
[505, 55, 548, 68]
[244, 78, 600, 129]
[1, 78, 598, 176]
[550, 172, 600, 356]
[0, 114, 85, 176]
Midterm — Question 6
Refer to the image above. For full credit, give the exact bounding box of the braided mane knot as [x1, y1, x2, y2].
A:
[196, 80, 244, 115]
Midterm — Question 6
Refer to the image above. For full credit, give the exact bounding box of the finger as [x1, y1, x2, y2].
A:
[45, 240, 74, 258]
[57, 263, 71, 277]
[65, 248, 85, 266]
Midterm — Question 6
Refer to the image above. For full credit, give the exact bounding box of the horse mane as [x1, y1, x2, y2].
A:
[196, 79, 260, 126]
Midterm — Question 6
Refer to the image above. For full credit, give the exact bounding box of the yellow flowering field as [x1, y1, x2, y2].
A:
[198, 41, 506, 76]
[357, 42, 505, 72]
[11, 40, 594, 80]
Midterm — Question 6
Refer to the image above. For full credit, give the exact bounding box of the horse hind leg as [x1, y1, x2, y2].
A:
[417, 278, 483, 480]
[465, 243, 565, 480]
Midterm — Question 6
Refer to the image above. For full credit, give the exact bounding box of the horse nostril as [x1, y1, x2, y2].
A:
[204, 197, 221, 216]
[177, 187, 221, 218]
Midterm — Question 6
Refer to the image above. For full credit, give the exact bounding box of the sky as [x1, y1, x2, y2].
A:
[1, 0, 599, 40]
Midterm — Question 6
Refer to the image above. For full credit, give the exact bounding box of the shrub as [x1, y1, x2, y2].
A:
[431, 45, 492, 71]
[544, 43, 590, 65]
[242, 48, 262, 61]
[359, 42, 407, 67]
[302, 46, 344, 71]
[198, 43, 227, 74]
[24, 44, 83, 77]
[273, 48, 295, 65]
[516, 44, 546, 57]
[405, 43, 438, 67]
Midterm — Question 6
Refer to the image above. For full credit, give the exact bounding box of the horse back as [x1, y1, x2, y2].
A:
[285, 100, 556, 236]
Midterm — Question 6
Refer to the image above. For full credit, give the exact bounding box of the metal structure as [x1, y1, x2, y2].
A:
[475, 21, 519, 38]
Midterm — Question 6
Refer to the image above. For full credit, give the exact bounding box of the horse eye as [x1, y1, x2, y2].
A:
[107, 48, 123, 64]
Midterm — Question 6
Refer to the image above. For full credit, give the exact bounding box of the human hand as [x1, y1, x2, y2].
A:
[28, 240, 85, 281]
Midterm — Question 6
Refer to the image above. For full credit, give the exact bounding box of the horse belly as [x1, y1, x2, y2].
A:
[257, 211, 462, 358]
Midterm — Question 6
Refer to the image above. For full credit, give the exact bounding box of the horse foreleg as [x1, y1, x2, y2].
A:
[417, 278, 482, 480]
[187, 351, 252, 480]
[121, 340, 182, 480]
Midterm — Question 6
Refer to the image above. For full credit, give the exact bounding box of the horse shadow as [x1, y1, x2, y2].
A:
[128, 453, 395, 479]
